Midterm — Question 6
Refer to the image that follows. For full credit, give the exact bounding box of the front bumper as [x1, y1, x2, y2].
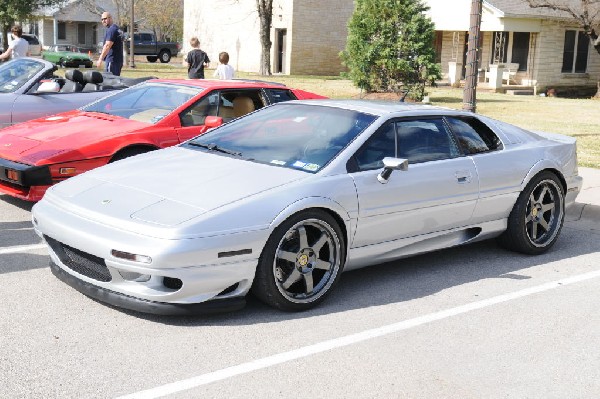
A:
[0, 158, 51, 201]
[33, 195, 268, 315]
[64, 59, 93, 68]
[50, 261, 246, 315]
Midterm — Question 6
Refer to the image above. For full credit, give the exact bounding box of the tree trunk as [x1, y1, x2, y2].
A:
[591, 30, 600, 98]
[256, 0, 273, 75]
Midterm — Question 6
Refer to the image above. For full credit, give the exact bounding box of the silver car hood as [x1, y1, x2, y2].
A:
[47, 146, 309, 228]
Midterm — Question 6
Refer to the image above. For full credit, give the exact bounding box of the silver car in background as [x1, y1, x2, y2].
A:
[0, 58, 149, 128]
[32, 100, 582, 315]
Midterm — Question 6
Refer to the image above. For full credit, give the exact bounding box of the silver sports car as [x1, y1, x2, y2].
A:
[0, 57, 150, 128]
[32, 100, 582, 315]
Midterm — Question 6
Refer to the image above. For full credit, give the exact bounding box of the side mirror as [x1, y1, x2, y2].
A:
[204, 115, 223, 129]
[377, 157, 408, 184]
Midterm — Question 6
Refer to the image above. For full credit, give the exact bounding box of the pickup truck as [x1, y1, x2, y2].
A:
[125, 32, 179, 63]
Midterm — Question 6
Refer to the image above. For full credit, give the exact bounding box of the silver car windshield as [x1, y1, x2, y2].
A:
[187, 103, 377, 173]
[0, 58, 45, 93]
[82, 82, 203, 124]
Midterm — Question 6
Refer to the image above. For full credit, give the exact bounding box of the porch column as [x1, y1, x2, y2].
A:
[53, 18, 58, 44]
[448, 61, 462, 87]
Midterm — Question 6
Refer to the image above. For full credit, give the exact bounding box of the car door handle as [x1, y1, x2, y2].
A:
[455, 170, 472, 184]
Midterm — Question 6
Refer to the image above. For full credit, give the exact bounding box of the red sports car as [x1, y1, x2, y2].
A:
[0, 79, 326, 201]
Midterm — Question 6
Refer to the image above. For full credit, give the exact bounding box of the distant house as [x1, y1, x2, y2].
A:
[184, 0, 599, 92]
[23, 0, 118, 52]
[428, 0, 600, 93]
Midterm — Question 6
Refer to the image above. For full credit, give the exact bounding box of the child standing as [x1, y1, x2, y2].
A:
[186, 37, 210, 79]
[213, 52, 235, 80]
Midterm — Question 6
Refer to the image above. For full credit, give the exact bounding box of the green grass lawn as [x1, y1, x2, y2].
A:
[78, 62, 600, 168]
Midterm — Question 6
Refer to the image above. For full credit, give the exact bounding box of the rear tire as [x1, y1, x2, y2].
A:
[146, 56, 158, 63]
[252, 209, 345, 311]
[158, 50, 171, 63]
[497, 171, 565, 255]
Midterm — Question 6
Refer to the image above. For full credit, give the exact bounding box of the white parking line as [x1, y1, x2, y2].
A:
[0, 243, 47, 255]
[116, 268, 600, 399]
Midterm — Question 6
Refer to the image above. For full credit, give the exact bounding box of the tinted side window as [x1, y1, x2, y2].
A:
[446, 117, 502, 154]
[354, 123, 396, 171]
[396, 119, 459, 163]
[264, 89, 296, 104]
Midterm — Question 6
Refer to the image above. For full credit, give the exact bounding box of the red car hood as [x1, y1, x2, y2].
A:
[0, 110, 148, 164]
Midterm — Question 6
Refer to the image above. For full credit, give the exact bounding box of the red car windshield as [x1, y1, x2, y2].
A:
[82, 82, 203, 124]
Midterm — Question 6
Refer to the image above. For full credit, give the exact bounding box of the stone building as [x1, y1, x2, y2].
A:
[188, 0, 600, 92]
[183, 0, 354, 75]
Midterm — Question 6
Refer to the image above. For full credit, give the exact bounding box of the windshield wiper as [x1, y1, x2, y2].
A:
[188, 142, 242, 157]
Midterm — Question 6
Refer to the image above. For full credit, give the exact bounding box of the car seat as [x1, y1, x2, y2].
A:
[82, 70, 104, 91]
[60, 69, 84, 92]
[232, 96, 255, 117]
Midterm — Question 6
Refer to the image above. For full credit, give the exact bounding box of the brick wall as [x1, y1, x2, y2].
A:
[288, 0, 353, 75]
[533, 20, 600, 91]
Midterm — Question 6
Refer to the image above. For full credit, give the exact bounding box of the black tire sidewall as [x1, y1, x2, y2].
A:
[252, 209, 346, 311]
[502, 171, 565, 254]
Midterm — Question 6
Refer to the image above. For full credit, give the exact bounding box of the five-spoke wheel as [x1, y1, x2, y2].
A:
[252, 210, 345, 311]
[498, 171, 565, 254]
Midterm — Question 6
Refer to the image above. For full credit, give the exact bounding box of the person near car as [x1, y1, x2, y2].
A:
[0, 25, 29, 61]
[185, 37, 210, 79]
[96, 12, 124, 76]
[213, 51, 235, 80]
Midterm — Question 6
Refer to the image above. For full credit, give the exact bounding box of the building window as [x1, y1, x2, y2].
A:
[78, 23, 86, 44]
[562, 30, 589, 73]
[491, 31, 508, 64]
[511, 32, 530, 71]
[58, 22, 66, 40]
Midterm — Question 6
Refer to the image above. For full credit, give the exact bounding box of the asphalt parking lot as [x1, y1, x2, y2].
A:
[1, 168, 599, 398]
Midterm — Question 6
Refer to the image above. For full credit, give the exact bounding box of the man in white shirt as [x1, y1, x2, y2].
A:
[0, 25, 29, 61]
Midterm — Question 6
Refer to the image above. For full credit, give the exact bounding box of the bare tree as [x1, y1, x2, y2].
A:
[525, 0, 600, 95]
[137, 0, 183, 41]
[256, 0, 273, 75]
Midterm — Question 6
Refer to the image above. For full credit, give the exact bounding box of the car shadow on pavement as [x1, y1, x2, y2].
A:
[0, 195, 34, 211]
[122, 202, 600, 326]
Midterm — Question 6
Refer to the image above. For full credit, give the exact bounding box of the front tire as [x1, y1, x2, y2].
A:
[109, 147, 154, 163]
[146, 56, 158, 63]
[252, 210, 346, 311]
[497, 171, 565, 255]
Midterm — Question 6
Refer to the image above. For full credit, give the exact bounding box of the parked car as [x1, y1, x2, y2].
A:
[0, 79, 325, 201]
[31, 100, 582, 315]
[21, 34, 42, 56]
[42, 44, 93, 68]
[0, 57, 152, 129]
[124, 32, 179, 63]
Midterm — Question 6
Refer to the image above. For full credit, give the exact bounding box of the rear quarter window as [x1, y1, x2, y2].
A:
[446, 117, 503, 154]
[263, 89, 297, 104]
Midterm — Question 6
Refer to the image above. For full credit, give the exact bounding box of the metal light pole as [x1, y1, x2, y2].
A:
[462, 0, 483, 112]
[129, 0, 136, 68]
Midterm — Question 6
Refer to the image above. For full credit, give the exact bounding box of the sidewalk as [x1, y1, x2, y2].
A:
[565, 167, 600, 228]
[576, 167, 600, 206]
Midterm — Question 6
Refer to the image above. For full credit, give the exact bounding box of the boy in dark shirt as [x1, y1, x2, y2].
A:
[186, 37, 210, 79]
